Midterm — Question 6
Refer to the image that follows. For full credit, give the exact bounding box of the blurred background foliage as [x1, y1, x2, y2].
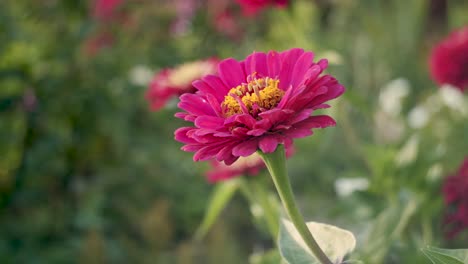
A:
[0, 0, 467, 263]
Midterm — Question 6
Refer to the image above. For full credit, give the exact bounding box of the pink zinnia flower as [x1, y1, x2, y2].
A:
[429, 27, 468, 92]
[236, 0, 288, 15]
[175, 48, 345, 165]
[442, 157, 468, 239]
[146, 59, 219, 111]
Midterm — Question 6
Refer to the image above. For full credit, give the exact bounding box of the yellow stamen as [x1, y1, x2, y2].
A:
[221, 76, 284, 117]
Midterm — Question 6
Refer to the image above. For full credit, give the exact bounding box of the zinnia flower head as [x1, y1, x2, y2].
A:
[206, 144, 294, 182]
[442, 157, 468, 239]
[175, 48, 345, 165]
[236, 0, 288, 15]
[429, 26, 468, 92]
[146, 59, 219, 111]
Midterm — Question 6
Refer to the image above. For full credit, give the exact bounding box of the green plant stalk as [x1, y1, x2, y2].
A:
[258, 145, 333, 264]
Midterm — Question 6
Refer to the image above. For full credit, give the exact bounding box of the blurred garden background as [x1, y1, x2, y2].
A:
[1, 0, 467, 263]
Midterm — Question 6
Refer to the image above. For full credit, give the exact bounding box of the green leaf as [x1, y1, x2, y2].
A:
[249, 249, 283, 264]
[279, 219, 356, 264]
[421, 246, 468, 264]
[194, 178, 241, 240]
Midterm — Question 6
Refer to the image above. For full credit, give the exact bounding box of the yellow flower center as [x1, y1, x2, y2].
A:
[221, 75, 284, 117]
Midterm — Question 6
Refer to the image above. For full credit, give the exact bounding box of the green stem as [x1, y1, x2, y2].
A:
[258, 145, 332, 264]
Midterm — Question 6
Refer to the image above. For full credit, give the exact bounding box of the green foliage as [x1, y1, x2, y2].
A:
[422, 246, 468, 264]
[195, 178, 241, 240]
[278, 219, 356, 264]
[0, 0, 467, 263]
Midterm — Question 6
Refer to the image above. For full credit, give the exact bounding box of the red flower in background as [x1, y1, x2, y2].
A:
[92, 0, 123, 22]
[175, 48, 344, 165]
[442, 158, 468, 239]
[429, 27, 468, 92]
[236, 0, 288, 15]
[146, 59, 219, 111]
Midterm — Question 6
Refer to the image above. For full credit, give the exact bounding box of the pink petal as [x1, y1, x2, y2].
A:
[205, 93, 223, 117]
[232, 139, 259, 157]
[245, 52, 268, 77]
[202, 75, 230, 98]
[290, 51, 314, 89]
[195, 116, 224, 128]
[289, 109, 314, 124]
[178, 94, 215, 116]
[284, 128, 313, 138]
[259, 136, 279, 153]
[278, 48, 304, 90]
[234, 114, 257, 129]
[258, 108, 294, 125]
[175, 112, 196, 121]
[194, 145, 223, 161]
[174, 127, 197, 143]
[224, 155, 239, 165]
[318, 59, 328, 69]
[194, 129, 218, 136]
[231, 127, 249, 136]
[267, 51, 281, 77]
[182, 144, 203, 152]
[218, 58, 245, 88]
[294, 115, 336, 129]
[193, 79, 225, 102]
[247, 129, 267, 136]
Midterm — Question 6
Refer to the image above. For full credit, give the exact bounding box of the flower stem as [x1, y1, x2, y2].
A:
[258, 145, 332, 264]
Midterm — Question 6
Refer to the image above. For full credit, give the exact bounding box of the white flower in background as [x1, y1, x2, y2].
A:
[374, 110, 405, 143]
[427, 163, 443, 182]
[407, 85, 467, 129]
[395, 135, 419, 166]
[318, 50, 343, 65]
[379, 78, 410, 116]
[334, 177, 369, 197]
[129, 65, 154, 86]
[407, 105, 430, 129]
[439, 85, 468, 116]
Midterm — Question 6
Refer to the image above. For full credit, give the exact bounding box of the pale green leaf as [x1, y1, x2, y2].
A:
[249, 249, 283, 264]
[194, 178, 241, 240]
[279, 219, 356, 264]
[422, 246, 468, 264]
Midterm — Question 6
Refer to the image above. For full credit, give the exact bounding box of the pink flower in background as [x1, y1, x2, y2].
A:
[175, 48, 344, 165]
[207, 154, 264, 182]
[429, 27, 468, 92]
[92, 0, 123, 22]
[207, 144, 294, 182]
[213, 11, 244, 40]
[170, 0, 198, 36]
[442, 158, 468, 239]
[236, 0, 288, 15]
[146, 59, 219, 111]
